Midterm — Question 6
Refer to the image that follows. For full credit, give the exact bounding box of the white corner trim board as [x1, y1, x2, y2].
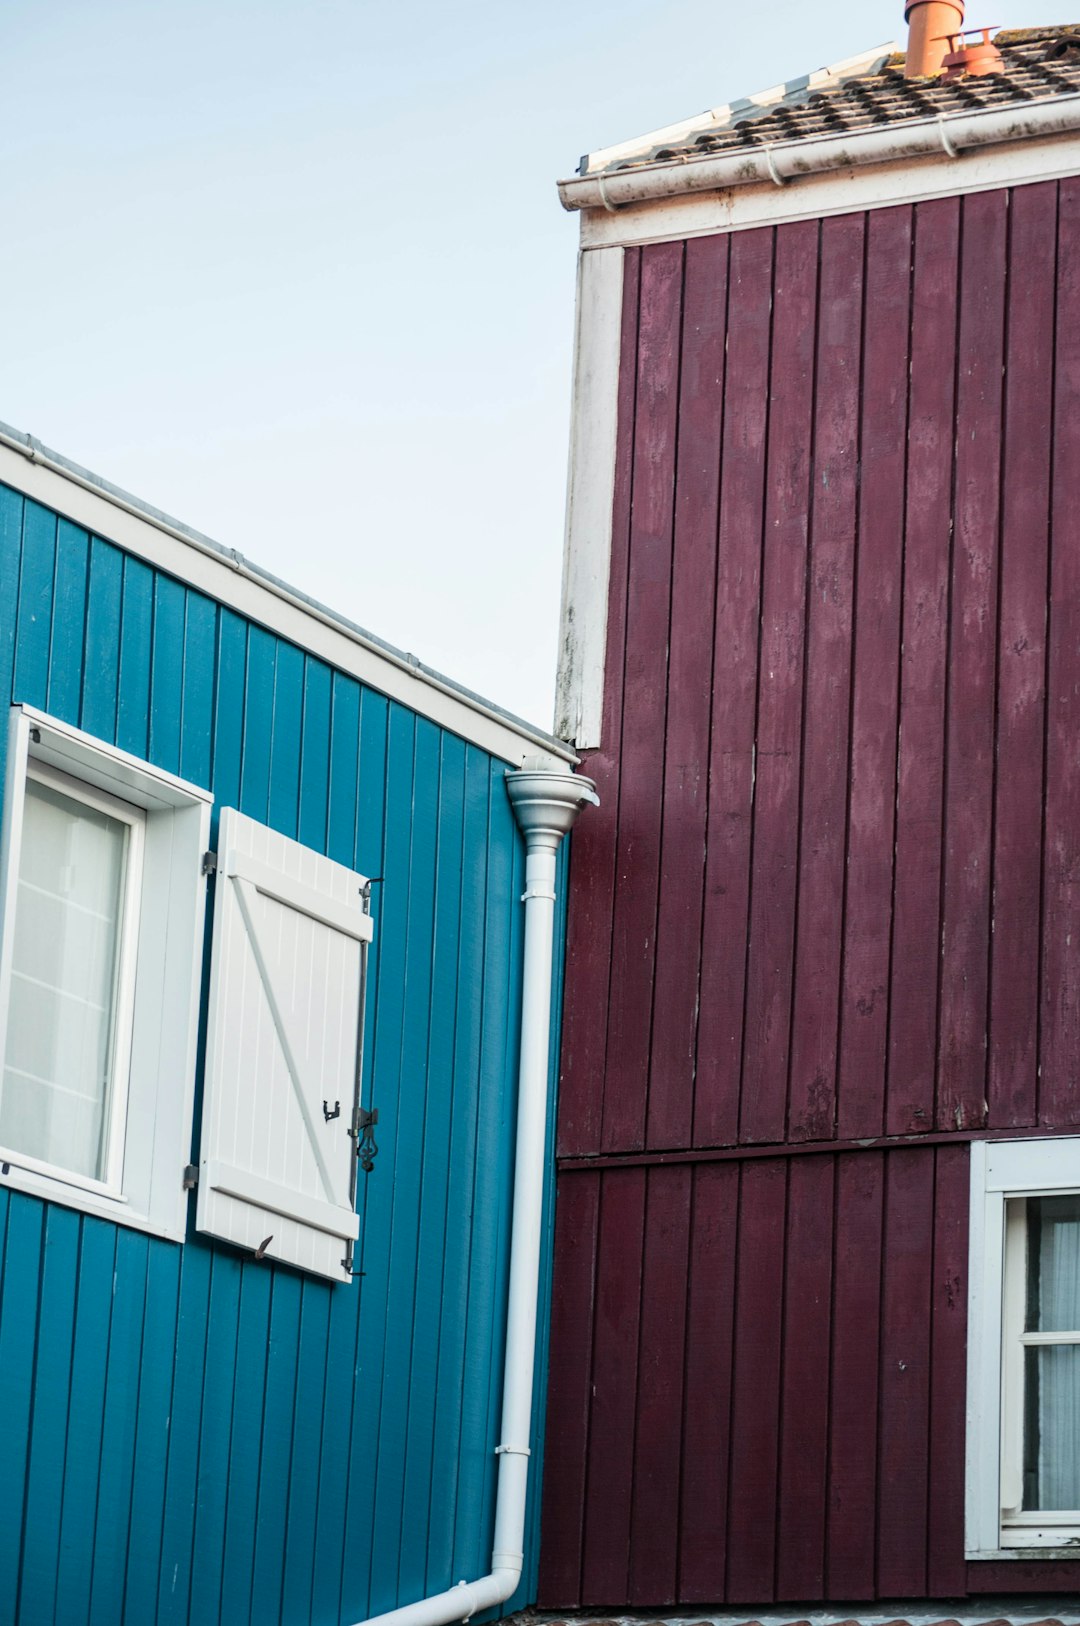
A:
[0, 434, 575, 770]
[554, 247, 623, 751]
[355, 759, 598, 1626]
[569, 104, 1080, 250]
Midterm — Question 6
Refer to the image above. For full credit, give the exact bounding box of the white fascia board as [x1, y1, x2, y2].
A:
[554, 247, 623, 750]
[577, 127, 1080, 250]
[0, 436, 576, 769]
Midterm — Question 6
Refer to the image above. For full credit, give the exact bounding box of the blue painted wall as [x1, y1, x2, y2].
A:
[0, 482, 567, 1626]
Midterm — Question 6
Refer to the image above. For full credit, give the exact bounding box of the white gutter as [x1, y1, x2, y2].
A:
[357, 756, 598, 1626]
[558, 91, 1080, 213]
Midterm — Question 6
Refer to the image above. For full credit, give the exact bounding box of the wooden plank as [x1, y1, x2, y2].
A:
[537, 1173, 601, 1607]
[218, 1265, 272, 1626]
[54, 1217, 115, 1626]
[739, 220, 817, 1152]
[837, 207, 911, 1140]
[88, 1229, 149, 1626]
[451, 762, 520, 1591]
[967, 1558, 1080, 1591]
[372, 718, 440, 1599]
[238, 626, 276, 824]
[46, 517, 89, 725]
[326, 671, 361, 869]
[210, 610, 247, 814]
[695, 226, 773, 1149]
[250, 1274, 304, 1624]
[876, 1147, 935, 1596]
[187, 1252, 243, 1626]
[629, 1166, 692, 1603]
[989, 181, 1057, 1129]
[115, 555, 153, 758]
[297, 656, 332, 851]
[280, 1281, 333, 1626]
[179, 590, 216, 788]
[17, 1206, 79, 1625]
[12, 499, 55, 709]
[399, 732, 466, 1586]
[0, 1197, 43, 1622]
[776, 1155, 835, 1599]
[927, 1142, 969, 1595]
[122, 1240, 182, 1625]
[679, 1161, 739, 1602]
[309, 1264, 361, 1626]
[826, 1150, 884, 1599]
[156, 1245, 213, 1626]
[423, 745, 490, 1598]
[601, 240, 683, 1155]
[886, 197, 959, 1138]
[339, 689, 394, 1624]
[726, 1158, 786, 1603]
[647, 233, 727, 1152]
[148, 574, 185, 774]
[787, 213, 864, 1144]
[80, 539, 123, 745]
[267, 639, 305, 838]
[1042, 177, 1080, 1126]
[580, 1167, 646, 1604]
[936, 190, 1007, 1134]
[558, 249, 641, 1160]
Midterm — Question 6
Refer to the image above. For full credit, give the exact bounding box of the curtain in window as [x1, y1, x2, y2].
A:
[0, 778, 127, 1181]
[1028, 1195, 1080, 1510]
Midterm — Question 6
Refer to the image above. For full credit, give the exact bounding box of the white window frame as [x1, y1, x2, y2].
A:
[0, 704, 212, 1240]
[967, 1135, 1080, 1559]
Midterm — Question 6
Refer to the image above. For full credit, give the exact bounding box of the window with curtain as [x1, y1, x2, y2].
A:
[0, 764, 143, 1190]
[1001, 1190, 1080, 1541]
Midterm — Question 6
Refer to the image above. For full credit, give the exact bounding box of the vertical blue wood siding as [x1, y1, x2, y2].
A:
[0, 482, 566, 1626]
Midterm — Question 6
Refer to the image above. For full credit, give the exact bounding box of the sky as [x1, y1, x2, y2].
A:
[0, 0, 1063, 731]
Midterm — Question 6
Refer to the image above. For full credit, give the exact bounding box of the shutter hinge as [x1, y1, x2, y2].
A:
[182, 1163, 199, 1189]
[201, 850, 218, 876]
[350, 1106, 379, 1173]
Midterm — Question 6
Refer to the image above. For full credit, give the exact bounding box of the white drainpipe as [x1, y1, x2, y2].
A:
[356, 755, 598, 1626]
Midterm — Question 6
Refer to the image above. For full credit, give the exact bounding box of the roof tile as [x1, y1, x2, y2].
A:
[608, 28, 1080, 171]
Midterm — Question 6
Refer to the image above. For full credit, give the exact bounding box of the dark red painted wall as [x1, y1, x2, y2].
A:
[541, 179, 1080, 1607]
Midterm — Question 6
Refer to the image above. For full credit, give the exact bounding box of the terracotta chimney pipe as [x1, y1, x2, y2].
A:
[905, 0, 965, 76]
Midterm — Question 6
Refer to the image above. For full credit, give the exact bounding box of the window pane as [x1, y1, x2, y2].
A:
[1027, 1194, 1080, 1333]
[1024, 1344, 1080, 1510]
[0, 777, 129, 1180]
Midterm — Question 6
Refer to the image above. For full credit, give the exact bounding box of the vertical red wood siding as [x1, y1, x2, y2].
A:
[544, 183, 1080, 1607]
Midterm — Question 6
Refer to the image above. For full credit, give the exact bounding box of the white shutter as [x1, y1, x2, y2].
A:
[197, 807, 373, 1284]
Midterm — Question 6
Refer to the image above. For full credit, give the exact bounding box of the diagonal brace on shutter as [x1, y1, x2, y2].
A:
[231, 874, 341, 1205]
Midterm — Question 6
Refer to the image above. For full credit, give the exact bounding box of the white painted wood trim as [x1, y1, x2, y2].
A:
[554, 246, 624, 751]
[577, 131, 1080, 251]
[205, 1160, 360, 1241]
[222, 846, 373, 941]
[0, 703, 211, 1243]
[0, 440, 576, 768]
[966, 1135, 1080, 1559]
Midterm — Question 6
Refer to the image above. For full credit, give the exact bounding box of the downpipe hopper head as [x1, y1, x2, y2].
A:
[506, 754, 599, 846]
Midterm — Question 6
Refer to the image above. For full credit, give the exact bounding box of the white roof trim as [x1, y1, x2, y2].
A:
[562, 90, 1080, 216]
[0, 426, 575, 768]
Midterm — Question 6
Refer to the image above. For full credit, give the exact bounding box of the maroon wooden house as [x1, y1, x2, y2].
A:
[542, 9, 1080, 1612]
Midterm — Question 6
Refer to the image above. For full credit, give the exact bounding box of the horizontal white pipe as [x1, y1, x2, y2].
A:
[0, 428, 576, 767]
[559, 91, 1080, 213]
[356, 761, 598, 1626]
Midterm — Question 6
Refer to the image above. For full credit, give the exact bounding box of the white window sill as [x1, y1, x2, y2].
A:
[0, 1153, 187, 1241]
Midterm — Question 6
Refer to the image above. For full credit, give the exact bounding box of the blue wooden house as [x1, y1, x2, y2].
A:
[0, 421, 594, 1626]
